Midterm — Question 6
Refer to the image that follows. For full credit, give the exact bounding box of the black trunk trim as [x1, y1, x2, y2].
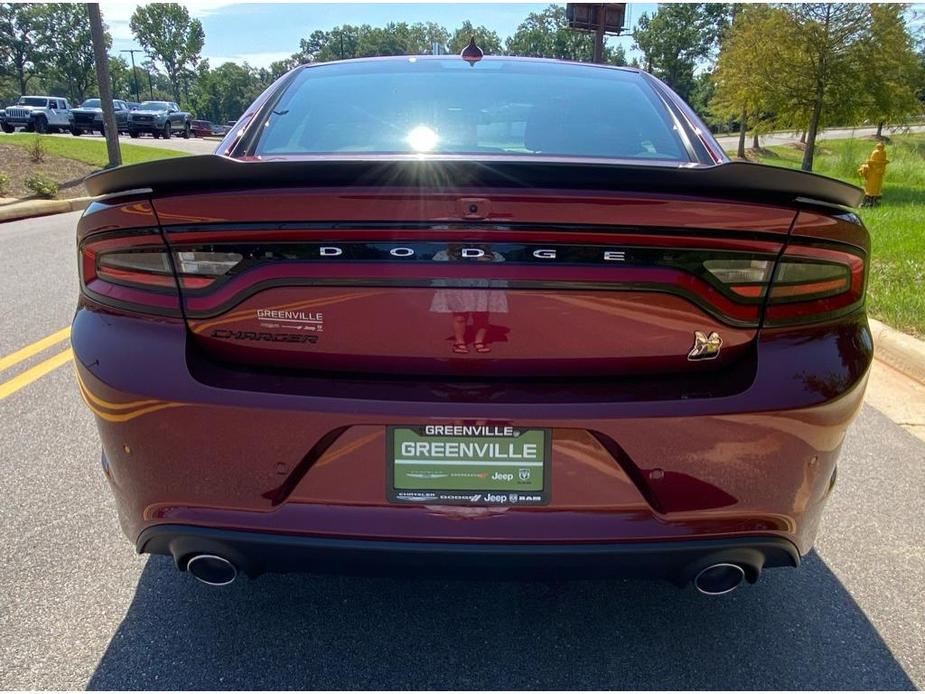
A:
[85, 155, 863, 208]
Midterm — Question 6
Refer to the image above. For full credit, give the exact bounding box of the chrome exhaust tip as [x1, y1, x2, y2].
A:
[186, 554, 237, 586]
[693, 562, 746, 595]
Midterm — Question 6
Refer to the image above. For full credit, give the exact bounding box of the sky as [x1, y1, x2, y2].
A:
[100, 1, 660, 69]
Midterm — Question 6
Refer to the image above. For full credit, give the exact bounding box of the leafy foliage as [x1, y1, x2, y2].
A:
[632, 4, 730, 101]
[506, 5, 627, 65]
[34, 3, 104, 104]
[0, 3, 43, 97]
[189, 60, 266, 124]
[448, 21, 504, 56]
[130, 3, 204, 102]
[24, 172, 57, 198]
[858, 4, 924, 133]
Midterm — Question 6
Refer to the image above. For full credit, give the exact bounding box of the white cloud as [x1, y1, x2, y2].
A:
[100, 1, 239, 42]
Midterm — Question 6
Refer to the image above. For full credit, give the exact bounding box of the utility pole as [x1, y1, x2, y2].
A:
[121, 49, 143, 103]
[592, 24, 605, 63]
[87, 3, 121, 167]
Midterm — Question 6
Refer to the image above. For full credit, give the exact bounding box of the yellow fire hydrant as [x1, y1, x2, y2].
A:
[857, 142, 888, 207]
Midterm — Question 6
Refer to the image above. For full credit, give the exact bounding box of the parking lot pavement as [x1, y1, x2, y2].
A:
[0, 212, 923, 689]
[43, 130, 217, 155]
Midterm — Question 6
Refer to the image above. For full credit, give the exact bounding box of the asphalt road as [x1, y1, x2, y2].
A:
[714, 124, 925, 150]
[1, 211, 923, 690]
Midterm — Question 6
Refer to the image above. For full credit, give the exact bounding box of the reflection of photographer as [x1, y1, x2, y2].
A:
[430, 245, 509, 354]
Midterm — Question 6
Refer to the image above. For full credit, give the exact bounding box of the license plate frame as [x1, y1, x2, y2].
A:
[386, 425, 551, 506]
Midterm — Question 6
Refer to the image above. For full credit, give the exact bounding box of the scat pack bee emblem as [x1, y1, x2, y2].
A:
[687, 331, 723, 361]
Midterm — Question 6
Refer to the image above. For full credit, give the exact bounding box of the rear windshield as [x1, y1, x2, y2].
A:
[255, 58, 689, 161]
[140, 101, 169, 111]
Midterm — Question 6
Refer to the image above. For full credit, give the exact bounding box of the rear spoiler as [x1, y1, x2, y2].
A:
[84, 154, 864, 208]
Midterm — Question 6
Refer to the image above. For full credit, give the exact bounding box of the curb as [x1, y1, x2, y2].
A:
[869, 318, 925, 386]
[0, 196, 94, 223]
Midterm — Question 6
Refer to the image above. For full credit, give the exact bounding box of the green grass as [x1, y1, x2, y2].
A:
[730, 135, 925, 336]
[2, 133, 186, 167]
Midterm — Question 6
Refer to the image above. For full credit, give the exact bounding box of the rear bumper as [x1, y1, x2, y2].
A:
[74, 305, 872, 559]
[139, 524, 799, 583]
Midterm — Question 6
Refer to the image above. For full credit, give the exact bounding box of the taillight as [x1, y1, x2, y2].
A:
[80, 231, 181, 316]
[764, 243, 866, 326]
[80, 232, 246, 315]
[702, 259, 774, 299]
[174, 251, 243, 289]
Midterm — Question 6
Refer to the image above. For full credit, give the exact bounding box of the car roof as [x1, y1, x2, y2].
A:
[295, 54, 642, 75]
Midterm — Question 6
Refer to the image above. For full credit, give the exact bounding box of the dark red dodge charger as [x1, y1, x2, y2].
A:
[75, 56, 871, 594]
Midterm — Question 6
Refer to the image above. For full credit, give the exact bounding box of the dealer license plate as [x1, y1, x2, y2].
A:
[387, 425, 550, 506]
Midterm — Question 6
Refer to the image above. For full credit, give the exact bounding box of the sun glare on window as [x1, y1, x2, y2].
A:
[406, 125, 438, 152]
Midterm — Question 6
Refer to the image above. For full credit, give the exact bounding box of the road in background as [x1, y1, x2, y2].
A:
[41, 131, 218, 155]
[1, 212, 923, 689]
[715, 124, 925, 151]
[21, 123, 925, 159]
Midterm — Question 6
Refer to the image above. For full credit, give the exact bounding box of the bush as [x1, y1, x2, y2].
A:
[24, 174, 58, 199]
[0, 172, 9, 196]
[27, 136, 46, 163]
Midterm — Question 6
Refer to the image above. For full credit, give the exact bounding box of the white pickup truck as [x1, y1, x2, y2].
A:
[1, 96, 74, 133]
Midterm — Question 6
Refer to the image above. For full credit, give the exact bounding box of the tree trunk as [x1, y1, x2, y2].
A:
[876, 121, 884, 139]
[17, 64, 27, 95]
[802, 96, 824, 172]
[87, 3, 122, 168]
[752, 130, 759, 150]
[800, 130, 806, 144]
[737, 109, 747, 159]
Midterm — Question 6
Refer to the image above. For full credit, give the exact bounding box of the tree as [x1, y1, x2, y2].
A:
[34, 3, 103, 103]
[632, 3, 730, 101]
[107, 55, 131, 100]
[505, 4, 627, 65]
[190, 60, 266, 123]
[0, 3, 44, 95]
[130, 3, 204, 102]
[449, 21, 503, 55]
[858, 4, 924, 137]
[775, 4, 873, 170]
[710, 5, 784, 157]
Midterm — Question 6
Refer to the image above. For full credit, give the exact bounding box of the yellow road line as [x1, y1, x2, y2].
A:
[0, 348, 73, 400]
[0, 327, 71, 373]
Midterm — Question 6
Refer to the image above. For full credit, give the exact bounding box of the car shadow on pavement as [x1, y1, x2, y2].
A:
[87, 550, 914, 690]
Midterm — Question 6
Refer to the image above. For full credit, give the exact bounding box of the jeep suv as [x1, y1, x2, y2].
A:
[2, 96, 73, 133]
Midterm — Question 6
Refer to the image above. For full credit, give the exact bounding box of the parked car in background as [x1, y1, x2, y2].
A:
[190, 119, 215, 138]
[1, 96, 72, 133]
[127, 100, 191, 139]
[0, 107, 6, 131]
[71, 98, 131, 136]
[125, 102, 141, 111]
[77, 56, 870, 594]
